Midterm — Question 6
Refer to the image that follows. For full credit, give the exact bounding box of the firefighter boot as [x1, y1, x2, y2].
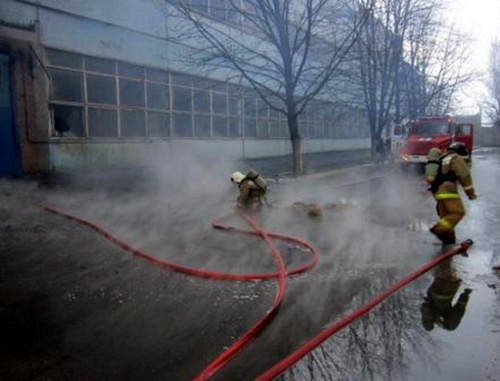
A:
[429, 226, 456, 245]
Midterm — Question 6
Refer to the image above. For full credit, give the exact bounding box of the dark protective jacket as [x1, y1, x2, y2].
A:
[237, 178, 266, 207]
[430, 151, 475, 199]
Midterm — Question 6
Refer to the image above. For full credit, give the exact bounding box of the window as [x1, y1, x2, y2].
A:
[229, 117, 242, 137]
[244, 118, 256, 138]
[118, 62, 144, 79]
[47, 48, 366, 141]
[244, 97, 256, 117]
[213, 116, 228, 137]
[121, 110, 146, 137]
[147, 68, 168, 83]
[148, 111, 170, 137]
[53, 105, 84, 137]
[194, 114, 211, 137]
[88, 108, 118, 137]
[85, 57, 115, 74]
[47, 50, 82, 69]
[229, 97, 242, 116]
[173, 87, 192, 111]
[257, 118, 268, 138]
[172, 113, 193, 137]
[87, 74, 116, 105]
[194, 90, 210, 112]
[50, 69, 83, 102]
[147, 84, 169, 110]
[120, 79, 145, 107]
[213, 93, 227, 114]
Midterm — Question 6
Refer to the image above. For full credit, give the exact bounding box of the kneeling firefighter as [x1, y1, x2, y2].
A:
[426, 142, 477, 244]
[230, 169, 268, 210]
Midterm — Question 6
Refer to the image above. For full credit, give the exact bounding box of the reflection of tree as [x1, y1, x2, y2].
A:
[279, 267, 445, 381]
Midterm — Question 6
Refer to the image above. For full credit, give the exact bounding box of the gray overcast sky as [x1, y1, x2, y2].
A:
[448, 0, 500, 115]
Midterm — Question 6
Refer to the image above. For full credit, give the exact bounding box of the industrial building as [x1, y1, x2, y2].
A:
[0, 0, 372, 175]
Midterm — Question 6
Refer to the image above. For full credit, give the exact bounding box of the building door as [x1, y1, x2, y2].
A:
[0, 54, 21, 176]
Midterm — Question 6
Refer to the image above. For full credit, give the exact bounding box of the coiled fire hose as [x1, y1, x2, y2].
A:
[42, 206, 472, 380]
[41, 206, 318, 379]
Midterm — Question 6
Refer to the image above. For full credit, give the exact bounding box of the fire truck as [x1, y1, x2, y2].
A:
[398, 116, 474, 164]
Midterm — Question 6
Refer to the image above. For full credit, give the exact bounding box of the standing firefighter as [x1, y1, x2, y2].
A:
[426, 142, 477, 244]
[230, 169, 268, 211]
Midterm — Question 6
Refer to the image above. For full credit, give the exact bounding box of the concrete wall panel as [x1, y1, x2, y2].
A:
[0, 0, 37, 25]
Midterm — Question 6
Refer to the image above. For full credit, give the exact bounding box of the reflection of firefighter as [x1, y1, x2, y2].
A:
[230, 169, 268, 210]
[421, 259, 471, 331]
[426, 142, 478, 244]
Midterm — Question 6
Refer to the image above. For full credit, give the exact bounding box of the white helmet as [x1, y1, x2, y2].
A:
[230, 171, 244, 184]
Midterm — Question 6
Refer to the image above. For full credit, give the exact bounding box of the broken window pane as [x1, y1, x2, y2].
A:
[88, 108, 118, 137]
[118, 62, 144, 79]
[194, 90, 210, 112]
[53, 105, 84, 137]
[147, 84, 169, 110]
[213, 116, 228, 137]
[121, 110, 146, 137]
[50, 69, 83, 102]
[85, 57, 115, 74]
[87, 74, 117, 105]
[194, 114, 211, 137]
[47, 49, 82, 69]
[147, 111, 170, 137]
[120, 79, 145, 107]
[213, 93, 227, 114]
[173, 86, 192, 111]
[172, 113, 192, 137]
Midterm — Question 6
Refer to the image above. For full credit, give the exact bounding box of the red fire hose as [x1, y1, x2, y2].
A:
[41, 206, 318, 379]
[42, 205, 472, 381]
[256, 239, 473, 380]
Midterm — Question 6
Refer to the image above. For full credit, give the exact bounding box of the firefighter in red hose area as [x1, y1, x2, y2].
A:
[426, 142, 478, 244]
[230, 169, 268, 211]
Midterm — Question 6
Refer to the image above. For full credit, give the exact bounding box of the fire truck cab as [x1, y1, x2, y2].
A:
[399, 116, 473, 164]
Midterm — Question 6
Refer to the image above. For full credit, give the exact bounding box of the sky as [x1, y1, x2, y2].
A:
[447, 0, 500, 117]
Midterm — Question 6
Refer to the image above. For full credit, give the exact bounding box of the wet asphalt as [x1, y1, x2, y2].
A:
[1, 148, 499, 381]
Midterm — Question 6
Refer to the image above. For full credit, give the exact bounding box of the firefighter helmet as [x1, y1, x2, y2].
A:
[230, 171, 244, 184]
[447, 142, 468, 156]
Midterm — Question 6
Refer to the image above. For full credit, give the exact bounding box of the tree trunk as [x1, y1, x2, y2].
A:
[287, 111, 303, 176]
[291, 138, 303, 176]
[371, 133, 381, 163]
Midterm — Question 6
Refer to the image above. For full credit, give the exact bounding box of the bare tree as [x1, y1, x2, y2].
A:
[354, 0, 415, 161]
[486, 39, 500, 127]
[164, 0, 373, 175]
[350, 0, 472, 161]
[403, 12, 473, 118]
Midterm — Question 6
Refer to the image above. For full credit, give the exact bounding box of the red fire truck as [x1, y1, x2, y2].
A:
[399, 115, 474, 164]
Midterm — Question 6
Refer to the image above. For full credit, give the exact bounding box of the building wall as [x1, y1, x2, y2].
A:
[0, 0, 371, 174]
[479, 127, 500, 146]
